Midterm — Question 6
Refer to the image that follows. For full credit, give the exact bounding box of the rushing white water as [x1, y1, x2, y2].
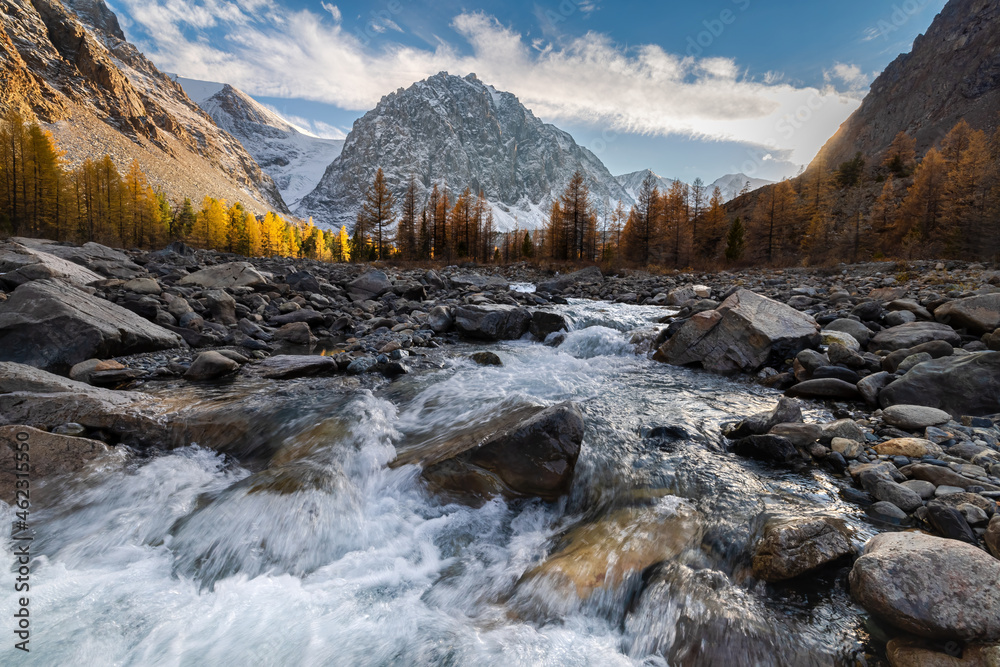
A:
[2, 300, 875, 666]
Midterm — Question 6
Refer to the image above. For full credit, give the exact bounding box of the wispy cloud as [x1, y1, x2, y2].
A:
[824, 62, 874, 92]
[116, 1, 862, 165]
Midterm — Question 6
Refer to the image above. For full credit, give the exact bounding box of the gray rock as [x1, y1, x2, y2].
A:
[730, 435, 798, 463]
[122, 277, 161, 295]
[865, 478, 924, 512]
[450, 273, 509, 291]
[178, 262, 267, 289]
[185, 351, 240, 381]
[0, 425, 113, 503]
[274, 322, 316, 346]
[883, 310, 916, 327]
[870, 321, 962, 352]
[0, 240, 104, 286]
[537, 266, 603, 293]
[348, 270, 392, 301]
[986, 515, 1000, 559]
[925, 503, 979, 544]
[469, 352, 503, 366]
[881, 405, 951, 430]
[901, 479, 937, 499]
[879, 352, 1000, 418]
[857, 371, 891, 407]
[897, 352, 932, 373]
[657, 290, 820, 375]
[454, 305, 532, 341]
[823, 318, 871, 347]
[934, 294, 1000, 335]
[850, 532, 1000, 640]
[821, 419, 866, 443]
[204, 290, 238, 326]
[529, 311, 568, 340]
[751, 515, 854, 582]
[253, 356, 339, 379]
[867, 501, 908, 523]
[0, 280, 183, 373]
[768, 423, 822, 447]
[786, 378, 862, 400]
[427, 305, 454, 334]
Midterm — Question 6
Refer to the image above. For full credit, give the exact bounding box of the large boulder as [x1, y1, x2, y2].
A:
[450, 273, 509, 291]
[347, 270, 392, 301]
[0, 240, 105, 287]
[537, 265, 603, 293]
[934, 294, 1000, 335]
[870, 322, 963, 352]
[879, 352, 1000, 418]
[656, 290, 820, 374]
[850, 532, 1000, 641]
[418, 403, 585, 501]
[0, 425, 114, 503]
[0, 280, 184, 372]
[751, 515, 854, 582]
[177, 262, 267, 289]
[453, 305, 532, 341]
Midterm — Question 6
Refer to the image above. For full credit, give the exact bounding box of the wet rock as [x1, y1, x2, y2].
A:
[346, 356, 376, 375]
[729, 435, 798, 463]
[879, 352, 1000, 418]
[871, 322, 963, 352]
[851, 532, 1000, 640]
[453, 305, 531, 341]
[726, 397, 803, 438]
[0, 425, 113, 502]
[886, 637, 1000, 667]
[882, 405, 951, 430]
[657, 290, 820, 375]
[935, 294, 1000, 335]
[515, 497, 701, 606]
[0, 362, 161, 443]
[253, 355, 339, 379]
[751, 515, 854, 582]
[184, 352, 240, 381]
[274, 322, 316, 346]
[421, 403, 585, 501]
[875, 438, 944, 458]
[786, 378, 862, 400]
[178, 262, 267, 289]
[469, 351, 502, 366]
[529, 311, 568, 340]
[0, 280, 184, 373]
[768, 422, 822, 447]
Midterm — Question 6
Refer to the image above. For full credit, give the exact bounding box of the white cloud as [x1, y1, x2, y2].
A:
[320, 2, 340, 23]
[116, 1, 863, 165]
[825, 62, 873, 92]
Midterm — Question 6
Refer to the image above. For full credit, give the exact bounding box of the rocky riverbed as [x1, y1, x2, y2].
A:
[1, 236, 999, 666]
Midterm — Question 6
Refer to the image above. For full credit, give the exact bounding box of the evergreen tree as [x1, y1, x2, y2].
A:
[358, 168, 395, 259]
[725, 217, 745, 263]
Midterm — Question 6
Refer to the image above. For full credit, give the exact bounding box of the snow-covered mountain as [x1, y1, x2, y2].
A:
[1, 0, 286, 213]
[177, 78, 345, 210]
[710, 173, 775, 201]
[614, 170, 678, 203]
[297, 72, 634, 231]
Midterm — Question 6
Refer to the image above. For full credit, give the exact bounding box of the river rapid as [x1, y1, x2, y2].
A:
[2, 298, 881, 666]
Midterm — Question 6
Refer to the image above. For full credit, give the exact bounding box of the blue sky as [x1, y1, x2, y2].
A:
[109, 0, 947, 182]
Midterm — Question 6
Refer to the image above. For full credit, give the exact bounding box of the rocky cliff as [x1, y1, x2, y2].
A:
[0, 0, 287, 214]
[815, 0, 1000, 168]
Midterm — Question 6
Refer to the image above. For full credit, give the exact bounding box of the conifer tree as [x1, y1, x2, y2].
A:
[358, 168, 395, 260]
[725, 217, 745, 263]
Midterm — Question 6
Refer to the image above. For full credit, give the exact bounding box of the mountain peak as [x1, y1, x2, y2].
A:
[298, 72, 631, 230]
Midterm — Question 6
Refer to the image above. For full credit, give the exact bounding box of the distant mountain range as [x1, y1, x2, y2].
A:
[176, 78, 344, 211]
[614, 170, 773, 204]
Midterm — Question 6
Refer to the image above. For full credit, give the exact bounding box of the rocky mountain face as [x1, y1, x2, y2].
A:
[298, 72, 634, 231]
[815, 0, 1000, 168]
[0, 0, 287, 214]
[710, 173, 775, 201]
[179, 79, 345, 211]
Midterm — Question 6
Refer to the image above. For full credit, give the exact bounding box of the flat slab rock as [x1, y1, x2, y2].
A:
[880, 352, 1000, 419]
[0, 280, 184, 372]
[177, 262, 267, 289]
[881, 405, 951, 430]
